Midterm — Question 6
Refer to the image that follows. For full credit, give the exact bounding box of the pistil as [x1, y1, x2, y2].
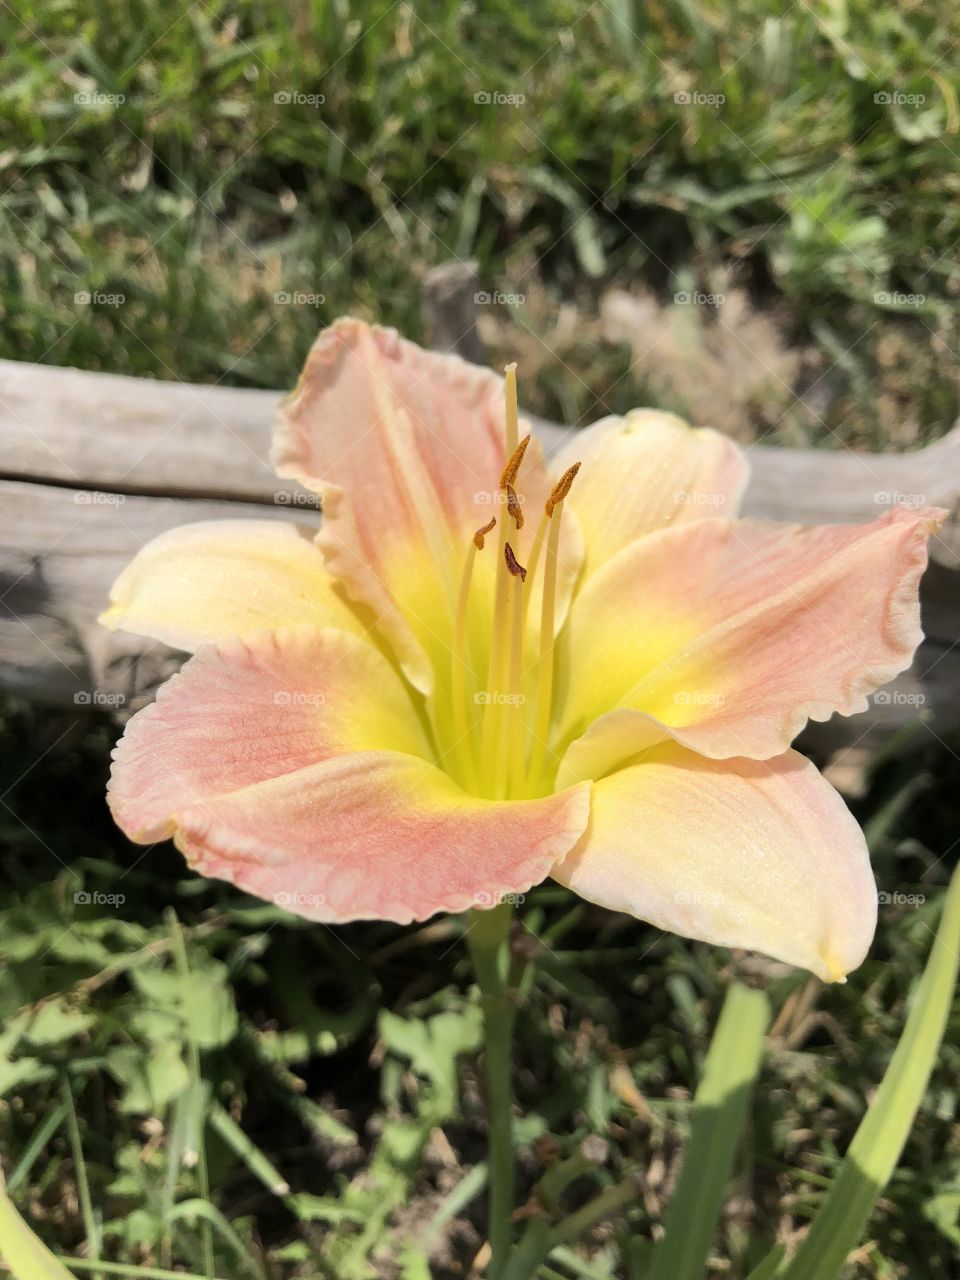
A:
[502, 362, 520, 457]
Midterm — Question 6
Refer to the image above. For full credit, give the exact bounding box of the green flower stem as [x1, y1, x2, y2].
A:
[466, 903, 516, 1278]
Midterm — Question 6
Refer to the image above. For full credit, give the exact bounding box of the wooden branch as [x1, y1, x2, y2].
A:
[2, 354, 959, 765]
[0, 478, 301, 712]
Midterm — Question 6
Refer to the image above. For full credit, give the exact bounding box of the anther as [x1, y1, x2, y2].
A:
[474, 516, 497, 550]
[545, 461, 581, 517]
[500, 434, 531, 489]
[506, 483, 524, 530]
[504, 542, 527, 582]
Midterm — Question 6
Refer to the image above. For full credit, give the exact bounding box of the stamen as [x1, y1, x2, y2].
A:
[545, 461, 581, 517]
[467, 364, 582, 800]
[450, 528, 486, 791]
[505, 483, 524, 530]
[520, 510, 549, 630]
[480, 406, 530, 788]
[506, 562, 526, 784]
[474, 516, 496, 549]
[504, 541, 527, 582]
[500, 433, 531, 489]
[528, 461, 581, 786]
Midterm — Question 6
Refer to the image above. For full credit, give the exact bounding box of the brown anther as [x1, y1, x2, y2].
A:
[473, 516, 496, 550]
[500, 433, 531, 489]
[504, 542, 527, 582]
[505, 483, 524, 530]
[545, 460, 581, 517]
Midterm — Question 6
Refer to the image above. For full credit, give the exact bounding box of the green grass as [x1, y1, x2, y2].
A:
[2, 1, 960, 1275]
[1, 0, 959, 438]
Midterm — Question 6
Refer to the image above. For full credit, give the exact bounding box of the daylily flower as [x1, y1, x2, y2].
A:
[103, 318, 943, 980]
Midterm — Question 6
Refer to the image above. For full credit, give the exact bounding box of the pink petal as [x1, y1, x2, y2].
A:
[109, 625, 590, 923]
[557, 506, 944, 780]
[176, 753, 590, 924]
[273, 318, 571, 692]
[553, 746, 877, 980]
[551, 409, 748, 576]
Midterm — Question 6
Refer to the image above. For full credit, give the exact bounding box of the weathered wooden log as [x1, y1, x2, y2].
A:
[2, 352, 958, 766]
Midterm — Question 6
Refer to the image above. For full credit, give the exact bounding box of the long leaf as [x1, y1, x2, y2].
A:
[782, 863, 960, 1280]
[647, 982, 770, 1280]
[0, 1184, 78, 1280]
[747, 1245, 787, 1280]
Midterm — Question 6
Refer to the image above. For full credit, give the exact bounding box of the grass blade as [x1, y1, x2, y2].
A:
[56, 1261, 221, 1280]
[5, 1101, 68, 1194]
[166, 910, 215, 1280]
[647, 983, 770, 1280]
[747, 1245, 787, 1280]
[61, 1077, 102, 1280]
[782, 864, 960, 1280]
[208, 1102, 289, 1197]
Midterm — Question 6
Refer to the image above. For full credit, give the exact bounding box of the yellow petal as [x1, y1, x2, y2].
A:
[554, 746, 877, 981]
[551, 409, 748, 577]
[99, 519, 371, 652]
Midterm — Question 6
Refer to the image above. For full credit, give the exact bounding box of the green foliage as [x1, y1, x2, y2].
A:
[648, 985, 770, 1280]
[0, 0, 958, 437]
[779, 864, 960, 1280]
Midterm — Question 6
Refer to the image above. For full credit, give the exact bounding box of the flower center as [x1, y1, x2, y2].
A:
[447, 366, 580, 801]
